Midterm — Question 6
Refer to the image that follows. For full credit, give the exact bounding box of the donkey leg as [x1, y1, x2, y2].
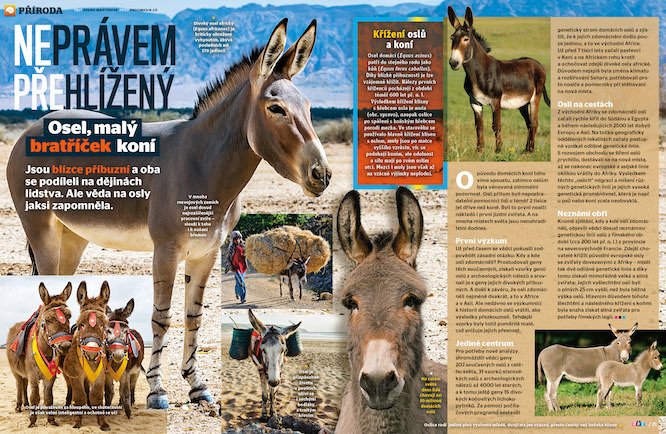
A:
[635, 386, 642, 404]
[24, 217, 63, 274]
[129, 369, 139, 406]
[27, 377, 40, 427]
[260, 370, 269, 420]
[13, 373, 25, 412]
[120, 375, 132, 418]
[43, 379, 58, 426]
[550, 374, 562, 411]
[606, 389, 612, 408]
[58, 227, 89, 274]
[519, 105, 533, 152]
[279, 277, 283, 297]
[182, 250, 218, 403]
[146, 245, 180, 410]
[527, 96, 540, 153]
[544, 378, 554, 411]
[269, 386, 276, 417]
[90, 380, 110, 431]
[471, 103, 484, 152]
[491, 102, 502, 153]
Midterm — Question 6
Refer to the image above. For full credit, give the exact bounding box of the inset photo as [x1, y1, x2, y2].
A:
[535, 325, 666, 416]
[221, 309, 347, 432]
[221, 214, 333, 310]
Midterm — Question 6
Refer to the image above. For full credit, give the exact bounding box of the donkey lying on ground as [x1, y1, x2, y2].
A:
[279, 256, 310, 300]
[7, 282, 72, 427]
[105, 298, 145, 418]
[596, 341, 662, 409]
[248, 309, 300, 420]
[8, 18, 330, 409]
[447, 6, 550, 153]
[62, 281, 111, 430]
[537, 323, 638, 411]
[335, 187, 447, 433]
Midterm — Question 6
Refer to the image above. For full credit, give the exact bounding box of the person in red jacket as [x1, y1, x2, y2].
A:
[228, 230, 247, 303]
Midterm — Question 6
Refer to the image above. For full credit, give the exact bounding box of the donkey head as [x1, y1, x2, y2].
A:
[447, 6, 475, 70]
[105, 299, 134, 364]
[75, 281, 110, 362]
[246, 19, 331, 198]
[37, 282, 73, 355]
[609, 323, 637, 362]
[648, 342, 663, 371]
[248, 309, 300, 387]
[337, 187, 426, 410]
[287, 256, 310, 286]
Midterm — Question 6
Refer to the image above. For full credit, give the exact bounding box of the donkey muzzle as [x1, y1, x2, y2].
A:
[306, 161, 332, 196]
[359, 371, 403, 410]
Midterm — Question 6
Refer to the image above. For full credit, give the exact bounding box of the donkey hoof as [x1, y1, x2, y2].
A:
[189, 388, 214, 404]
[100, 422, 111, 431]
[147, 392, 169, 409]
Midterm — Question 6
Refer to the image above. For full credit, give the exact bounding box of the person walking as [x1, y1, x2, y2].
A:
[228, 230, 248, 303]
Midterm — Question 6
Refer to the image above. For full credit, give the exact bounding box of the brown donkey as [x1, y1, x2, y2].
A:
[447, 6, 550, 153]
[6, 282, 73, 427]
[62, 281, 111, 430]
[7, 18, 330, 409]
[596, 341, 663, 409]
[105, 299, 145, 418]
[335, 187, 447, 433]
[537, 323, 637, 411]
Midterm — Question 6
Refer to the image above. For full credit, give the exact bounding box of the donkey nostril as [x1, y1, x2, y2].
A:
[311, 165, 324, 181]
[360, 371, 399, 398]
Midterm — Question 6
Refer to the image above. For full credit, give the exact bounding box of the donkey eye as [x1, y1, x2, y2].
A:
[342, 295, 358, 311]
[268, 104, 287, 116]
[463, 37, 470, 42]
[403, 294, 421, 309]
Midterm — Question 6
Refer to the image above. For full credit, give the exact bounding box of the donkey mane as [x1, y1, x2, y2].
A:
[634, 348, 651, 364]
[191, 46, 264, 119]
[472, 28, 491, 53]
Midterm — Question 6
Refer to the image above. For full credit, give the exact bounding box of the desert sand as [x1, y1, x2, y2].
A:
[219, 336, 348, 432]
[0, 348, 165, 433]
[220, 272, 335, 311]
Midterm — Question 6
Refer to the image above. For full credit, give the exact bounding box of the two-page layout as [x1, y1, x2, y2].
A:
[0, 1, 664, 433]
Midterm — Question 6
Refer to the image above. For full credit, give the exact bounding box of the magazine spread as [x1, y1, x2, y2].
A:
[0, 1, 663, 433]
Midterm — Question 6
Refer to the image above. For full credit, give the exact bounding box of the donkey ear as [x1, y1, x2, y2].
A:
[38, 282, 50, 305]
[276, 19, 316, 79]
[106, 305, 112, 316]
[392, 187, 423, 268]
[124, 298, 135, 317]
[629, 322, 638, 336]
[447, 6, 461, 28]
[464, 7, 474, 27]
[77, 281, 88, 305]
[609, 323, 619, 336]
[651, 341, 658, 350]
[61, 282, 72, 301]
[248, 309, 266, 335]
[303, 256, 311, 265]
[337, 190, 372, 264]
[251, 18, 288, 86]
[281, 322, 301, 338]
[99, 281, 111, 305]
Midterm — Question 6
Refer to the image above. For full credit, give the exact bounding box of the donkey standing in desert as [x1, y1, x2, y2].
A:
[248, 309, 301, 420]
[447, 6, 550, 153]
[105, 298, 145, 418]
[62, 281, 111, 430]
[279, 256, 310, 300]
[6, 282, 73, 427]
[7, 18, 331, 409]
[596, 341, 663, 409]
[537, 323, 638, 411]
[335, 187, 447, 434]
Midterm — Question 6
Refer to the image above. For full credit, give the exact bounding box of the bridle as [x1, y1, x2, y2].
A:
[33, 304, 72, 380]
[39, 304, 73, 349]
[106, 319, 130, 354]
[75, 309, 107, 383]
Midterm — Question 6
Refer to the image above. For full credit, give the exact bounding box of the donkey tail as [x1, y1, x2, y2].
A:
[537, 351, 544, 385]
[542, 85, 551, 107]
[28, 243, 38, 275]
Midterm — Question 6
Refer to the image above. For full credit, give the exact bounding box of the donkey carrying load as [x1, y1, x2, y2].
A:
[335, 187, 447, 433]
[596, 341, 663, 409]
[537, 323, 638, 412]
[245, 225, 331, 300]
[247, 309, 301, 419]
[7, 18, 331, 409]
[6, 282, 73, 427]
[105, 298, 145, 418]
[447, 6, 550, 153]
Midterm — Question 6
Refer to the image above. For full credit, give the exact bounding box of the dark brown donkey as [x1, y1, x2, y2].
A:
[62, 281, 111, 430]
[6, 282, 73, 427]
[335, 187, 447, 433]
[447, 6, 550, 153]
[105, 299, 145, 418]
[7, 18, 331, 409]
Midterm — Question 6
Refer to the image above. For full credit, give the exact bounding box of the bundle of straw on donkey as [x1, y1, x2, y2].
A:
[7, 18, 331, 409]
[335, 187, 447, 433]
[245, 225, 331, 300]
[447, 6, 550, 153]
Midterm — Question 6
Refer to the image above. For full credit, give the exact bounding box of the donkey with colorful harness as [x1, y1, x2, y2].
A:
[105, 298, 145, 419]
[6, 282, 73, 427]
[62, 281, 111, 430]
